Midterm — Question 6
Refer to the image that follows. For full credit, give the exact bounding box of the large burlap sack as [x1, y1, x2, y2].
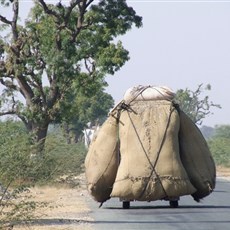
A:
[111, 100, 196, 201]
[124, 85, 175, 103]
[85, 115, 119, 203]
[178, 111, 216, 201]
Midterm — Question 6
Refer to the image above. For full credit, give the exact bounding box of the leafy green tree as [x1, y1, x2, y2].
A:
[60, 87, 114, 143]
[0, 0, 142, 152]
[208, 125, 230, 167]
[174, 84, 221, 125]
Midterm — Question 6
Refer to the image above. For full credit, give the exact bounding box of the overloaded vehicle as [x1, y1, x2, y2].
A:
[85, 85, 216, 209]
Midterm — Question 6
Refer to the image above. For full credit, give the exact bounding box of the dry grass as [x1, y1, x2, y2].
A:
[12, 175, 93, 230]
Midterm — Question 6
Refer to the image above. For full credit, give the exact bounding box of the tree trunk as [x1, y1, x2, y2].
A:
[74, 132, 81, 144]
[31, 122, 49, 154]
[62, 123, 72, 144]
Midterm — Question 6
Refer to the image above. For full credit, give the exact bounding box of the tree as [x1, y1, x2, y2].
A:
[212, 125, 230, 139]
[174, 84, 221, 125]
[60, 87, 114, 144]
[0, 0, 142, 152]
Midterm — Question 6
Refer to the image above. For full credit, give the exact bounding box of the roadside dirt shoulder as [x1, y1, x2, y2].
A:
[14, 175, 93, 230]
[216, 166, 230, 177]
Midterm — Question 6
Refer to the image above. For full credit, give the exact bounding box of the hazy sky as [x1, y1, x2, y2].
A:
[105, 0, 230, 127]
[1, 0, 230, 127]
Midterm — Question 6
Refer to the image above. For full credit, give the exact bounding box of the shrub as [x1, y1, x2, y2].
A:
[0, 120, 87, 227]
[207, 125, 230, 168]
[0, 121, 50, 228]
[208, 138, 230, 167]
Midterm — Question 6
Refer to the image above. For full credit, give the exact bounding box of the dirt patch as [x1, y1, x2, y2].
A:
[216, 166, 230, 177]
[13, 175, 93, 230]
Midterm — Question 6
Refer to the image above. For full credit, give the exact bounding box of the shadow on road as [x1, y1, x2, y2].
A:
[92, 220, 230, 224]
[104, 205, 230, 210]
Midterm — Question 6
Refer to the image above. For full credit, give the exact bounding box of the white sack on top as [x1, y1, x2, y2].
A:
[123, 85, 175, 103]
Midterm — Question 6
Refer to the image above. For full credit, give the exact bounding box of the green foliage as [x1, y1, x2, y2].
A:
[58, 85, 114, 143]
[0, 120, 87, 185]
[208, 125, 230, 167]
[0, 0, 142, 151]
[0, 121, 32, 185]
[0, 120, 87, 226]
[213, 125, 230, 139]
[174, 84, 221, 125]
[44, 130, 87, 180]
[0, 121, 48, 227]
[0, 0, 11, 7]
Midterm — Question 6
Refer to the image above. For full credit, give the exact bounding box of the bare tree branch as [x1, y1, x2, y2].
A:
[11, 0, 19, 40]
[84, 57, 95, 75]
[38, 0, 61, 19]
[15, 75, 34, 105]
[65, 0, 82, 19]
[0, 15, 12, 25]
[0, 78, 17, 90]
[26, 73, 47, 105]
[85, 0, 94, 8]
[0, 107, 30, 130]
[0, 110, 16, 116]
[71, 0, 93, 41]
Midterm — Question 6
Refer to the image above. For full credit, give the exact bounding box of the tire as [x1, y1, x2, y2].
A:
[169, 200, 179, 208]
[122, 201, 130, 209]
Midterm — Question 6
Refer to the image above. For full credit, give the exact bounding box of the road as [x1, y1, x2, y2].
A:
[87, 178, 230, 230]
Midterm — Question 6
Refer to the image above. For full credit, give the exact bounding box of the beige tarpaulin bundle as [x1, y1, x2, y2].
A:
[179, 111, 216, 201]
[85, 115, 119, 203]
[111, 100, 196, 201]
[85, 85, 216, 204]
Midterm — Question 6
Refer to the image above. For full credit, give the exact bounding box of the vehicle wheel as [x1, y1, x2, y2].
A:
[169, 200, 179, 208]
[122, 201, 130, 209]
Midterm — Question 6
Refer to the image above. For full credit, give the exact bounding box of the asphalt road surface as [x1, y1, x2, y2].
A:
[88, 178, 230, 230]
